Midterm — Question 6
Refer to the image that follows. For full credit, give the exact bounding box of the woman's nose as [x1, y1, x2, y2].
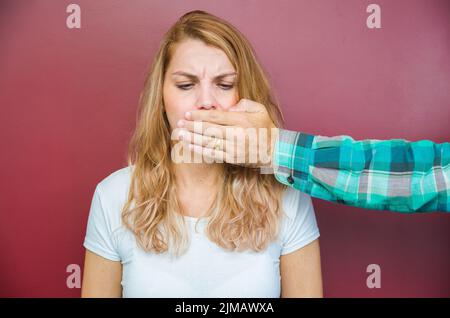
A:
[198, 101, 216, 110]
[196, 84, 218, 110]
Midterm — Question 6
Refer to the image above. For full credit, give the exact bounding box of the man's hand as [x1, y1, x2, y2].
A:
[175, 99, 279, 171]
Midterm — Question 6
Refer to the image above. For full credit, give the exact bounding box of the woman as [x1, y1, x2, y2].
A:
[81, 10, 322, 298]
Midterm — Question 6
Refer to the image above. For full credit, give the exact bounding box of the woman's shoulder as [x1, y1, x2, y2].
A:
[93, 166, 133, 222]
[96, 165, 133, 194]
[278, 187, 319, 254]
[85, 166, 135, 261]
[281, 186, 314, 219]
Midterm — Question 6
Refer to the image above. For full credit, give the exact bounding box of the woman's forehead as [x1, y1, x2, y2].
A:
[168, 39, 235, 75]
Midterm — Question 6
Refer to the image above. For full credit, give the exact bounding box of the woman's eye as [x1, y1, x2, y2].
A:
[176, 83, 234, 90]
[218, 84, 234, 90]
[176, 84, 194, 90]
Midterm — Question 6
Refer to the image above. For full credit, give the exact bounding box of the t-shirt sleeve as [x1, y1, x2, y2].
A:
[83, 185, 121, 261]
[280, 190, 320, 256]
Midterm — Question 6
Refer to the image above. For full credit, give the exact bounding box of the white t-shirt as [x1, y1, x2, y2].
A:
[83, 166, 320, 298]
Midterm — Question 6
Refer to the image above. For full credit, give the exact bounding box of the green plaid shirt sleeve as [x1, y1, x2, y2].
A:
[273, 129, 450, 212]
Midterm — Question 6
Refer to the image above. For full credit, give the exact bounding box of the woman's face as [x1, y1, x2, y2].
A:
[163, 38, 239, 131]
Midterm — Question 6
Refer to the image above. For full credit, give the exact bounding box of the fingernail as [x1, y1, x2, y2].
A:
[178, 130, 186, 140]
[185, 112, 192, 120]
[177, 119, 185, 127]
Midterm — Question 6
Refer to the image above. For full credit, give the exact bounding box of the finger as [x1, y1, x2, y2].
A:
[180, 121, 250, 149]
[188, 143, 228, 164]
[185, 136, 250, 166]
[180, 119, 228, 137]
[179, 130, 227, 152]
[185, 109, 245, 126]
[185, 139, 253, 166]
[229, 99, 262, 113]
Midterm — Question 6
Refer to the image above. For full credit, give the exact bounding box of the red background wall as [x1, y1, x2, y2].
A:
[0, 0, 449, 297]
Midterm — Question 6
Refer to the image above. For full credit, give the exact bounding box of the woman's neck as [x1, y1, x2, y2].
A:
[172, 162, 223, 192]
[172, 162, 223, 218]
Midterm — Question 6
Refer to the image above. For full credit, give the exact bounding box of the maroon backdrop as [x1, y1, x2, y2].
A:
[0, 0, 449, 297]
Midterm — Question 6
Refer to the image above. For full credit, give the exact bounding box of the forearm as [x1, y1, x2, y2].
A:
[273, 129, 450, 212]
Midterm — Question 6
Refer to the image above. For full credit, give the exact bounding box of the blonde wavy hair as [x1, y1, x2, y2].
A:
[122, 10, 288, 256]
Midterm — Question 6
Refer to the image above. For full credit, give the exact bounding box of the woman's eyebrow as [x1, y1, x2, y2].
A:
[171, 71, 237, 80]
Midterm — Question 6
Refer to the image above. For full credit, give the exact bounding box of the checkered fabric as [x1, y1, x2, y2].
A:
[273, 129, 450, 212]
